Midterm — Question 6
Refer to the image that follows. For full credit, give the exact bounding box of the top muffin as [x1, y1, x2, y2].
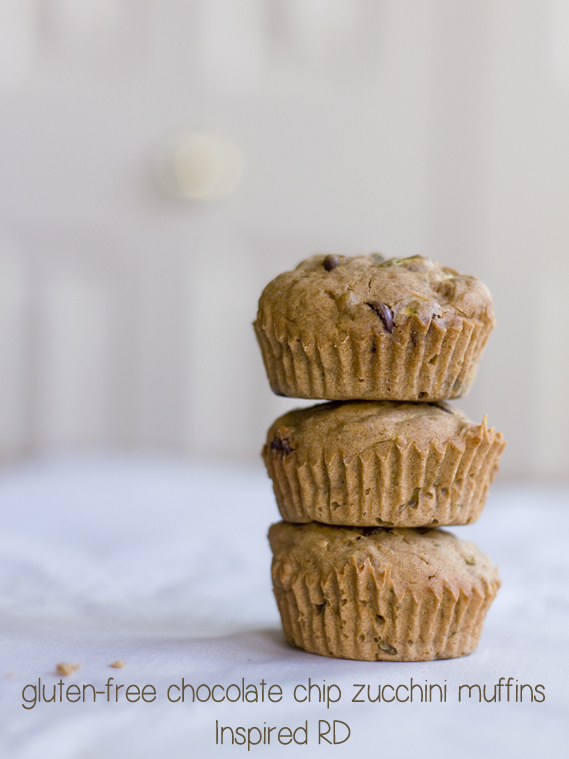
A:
[254, 254, 495, 401]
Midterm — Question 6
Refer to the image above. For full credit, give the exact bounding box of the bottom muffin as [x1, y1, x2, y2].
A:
[268, 522, 500, 662]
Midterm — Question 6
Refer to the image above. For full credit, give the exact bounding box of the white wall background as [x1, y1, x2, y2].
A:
[0, 0, 568, 478]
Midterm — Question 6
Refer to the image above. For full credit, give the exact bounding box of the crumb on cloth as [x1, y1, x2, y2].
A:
[110, 660, 126, 669]
[56, 662, 81, 677]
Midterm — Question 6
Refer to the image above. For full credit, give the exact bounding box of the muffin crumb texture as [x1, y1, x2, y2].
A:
[55, 662, 82, 677]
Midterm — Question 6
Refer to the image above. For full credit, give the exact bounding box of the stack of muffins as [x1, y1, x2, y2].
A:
[254, 254, 505, 661]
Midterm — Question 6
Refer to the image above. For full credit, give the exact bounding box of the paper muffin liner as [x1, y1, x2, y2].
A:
[264, 416, 505, 527]
[271, 536, 500, 662]
[254, 310, 494, 401]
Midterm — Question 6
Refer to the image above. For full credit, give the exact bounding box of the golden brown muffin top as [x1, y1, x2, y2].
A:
[269, 521, 499, 599]
[256, 254, 494, 337]
[265, 400, 484, 463]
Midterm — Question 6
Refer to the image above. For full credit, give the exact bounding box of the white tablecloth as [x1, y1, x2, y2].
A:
[0, 454, 567, 758]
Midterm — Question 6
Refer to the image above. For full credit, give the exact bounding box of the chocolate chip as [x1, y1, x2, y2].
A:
[360, 526, 383, 536]
[370, 336, 377, 353]
[366, 301, 394, 333]
[323, 254, 340, 271]
[269, 437, 294, 454]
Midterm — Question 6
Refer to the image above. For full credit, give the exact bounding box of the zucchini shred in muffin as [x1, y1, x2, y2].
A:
[263, 400, 505, 527]
[269, 521, 501, 662]
[254, 254, 495, 401]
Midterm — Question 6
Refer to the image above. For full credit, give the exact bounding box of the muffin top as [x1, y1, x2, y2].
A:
[269, 521, 500, 599]
[265, 400, 485, 464]
[256, 254, 494, 338]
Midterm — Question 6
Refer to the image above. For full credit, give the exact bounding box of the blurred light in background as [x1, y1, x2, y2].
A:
[156, 132, 244, 201]
[0, 0, 567, 480]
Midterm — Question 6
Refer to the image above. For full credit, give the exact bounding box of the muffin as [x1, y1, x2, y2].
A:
[269, 521, 500, 662]
[254, 254, 495, 401]
[263, 400, 505, 527]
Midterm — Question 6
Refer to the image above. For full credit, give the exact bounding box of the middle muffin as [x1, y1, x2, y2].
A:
[263, 400, 505, 528]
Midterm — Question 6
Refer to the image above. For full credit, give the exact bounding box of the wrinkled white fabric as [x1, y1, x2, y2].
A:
[0, 454, 567, 758]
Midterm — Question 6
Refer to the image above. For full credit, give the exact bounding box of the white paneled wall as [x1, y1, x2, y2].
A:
[536, 274, 569, 476]
[35, 273, 111, 447]
[0, 237, 29, 455]
[0, 1, 35, 90]
[0, 0, 567, 476]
